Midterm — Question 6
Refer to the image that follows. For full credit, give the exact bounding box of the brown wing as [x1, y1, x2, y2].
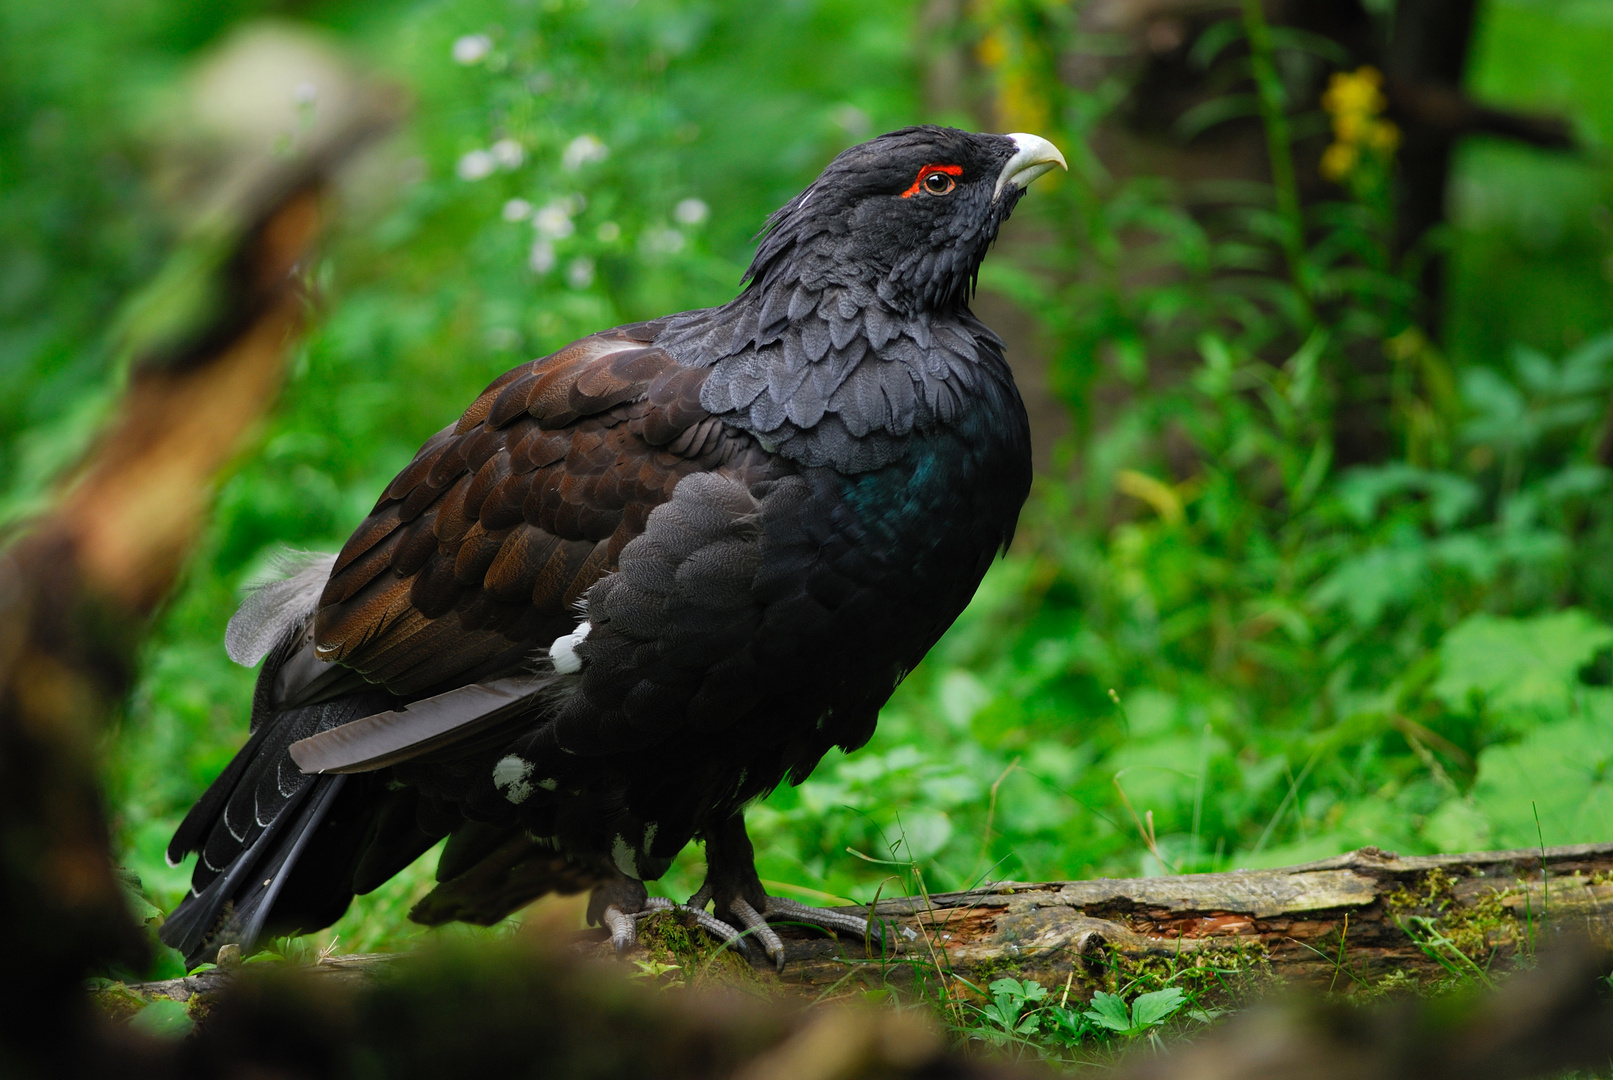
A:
[312, 326, 755, 697]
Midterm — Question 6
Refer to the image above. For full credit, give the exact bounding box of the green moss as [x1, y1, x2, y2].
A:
[1383, 869, 1523, 960]
[1363, 968, 1420, 998]
[1097, 940, 1273, 1009]
[633, 910, 773, 995]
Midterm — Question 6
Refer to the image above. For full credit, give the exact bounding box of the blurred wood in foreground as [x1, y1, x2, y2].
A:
[97, 843, 1613, 1078]
[0, 24, 401, 1075]
[93, 920, 1613, 1080]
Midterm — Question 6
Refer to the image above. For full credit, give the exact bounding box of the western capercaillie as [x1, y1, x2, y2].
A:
[160, 126, 1064, 969]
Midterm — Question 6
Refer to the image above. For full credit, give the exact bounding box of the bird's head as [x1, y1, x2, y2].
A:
[744, 125, 1066, 315]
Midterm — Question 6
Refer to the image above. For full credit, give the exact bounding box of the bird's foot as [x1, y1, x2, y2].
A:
[684, 883, 887, 972]
[603, 896, 750, 954]
[601, 891, 885, 970]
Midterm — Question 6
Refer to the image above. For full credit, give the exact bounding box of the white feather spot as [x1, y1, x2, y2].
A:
[549, 621, 592, 674]
[538, 778, 558, 791]
[643, 822, 658, 853]
[612, 833, 640, 879]
[492, 755, 535, 804]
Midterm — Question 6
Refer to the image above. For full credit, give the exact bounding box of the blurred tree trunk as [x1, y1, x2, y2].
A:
[1386, 0, 1480, 315]
[0, 27, 400, 1074]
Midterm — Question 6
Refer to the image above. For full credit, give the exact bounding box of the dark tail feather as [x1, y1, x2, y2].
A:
[164, 721, 276, 868]
[159, 679, 394, 965]
[158, 774, 331, 963]
[222, 774, 349, 952]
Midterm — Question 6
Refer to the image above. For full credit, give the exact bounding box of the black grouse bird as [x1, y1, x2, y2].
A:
[159, 125, 1064, 969]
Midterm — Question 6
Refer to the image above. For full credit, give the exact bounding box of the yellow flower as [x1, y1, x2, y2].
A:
[1320, 142, 1358, 182]
[976, 28, 1007, 70]
[1319, 66, 1397, 182]
[1333, 111, 1366, 143]
[1322, 66, 1386, 122]
[999, 73, 1049, 134]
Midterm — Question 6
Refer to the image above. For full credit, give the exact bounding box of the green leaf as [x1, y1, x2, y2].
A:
[1433, 610, 1613, 715]
[1455, 692, 1613, 848]
[129, 999, 194, 1040]
[1129, 987, 1188, 1028]
[1083, 991, 1135, 1033]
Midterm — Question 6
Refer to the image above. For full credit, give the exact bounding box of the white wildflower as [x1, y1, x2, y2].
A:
[644, 227, 685, 255]
[502, 198, 533, 222]
[561, 134, 608, 171]
[491, 138, 524, 169]
[452, 34, 492, 65]
[529, 239, 557, 273]
[456, 149, 496, 181]
[673, 198, 709, 226]
[567, 257, 596, 290]
[533, 201, 575, 240]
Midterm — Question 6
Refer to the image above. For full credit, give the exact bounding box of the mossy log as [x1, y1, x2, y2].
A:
[765, 841, 1610, 999]
[122, 840, 1613, 1011]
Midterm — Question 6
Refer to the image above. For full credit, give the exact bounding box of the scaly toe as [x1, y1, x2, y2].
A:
[603, 904, 637, 954]
[730, 898, 786, 972]
[764, 896, 890, 950]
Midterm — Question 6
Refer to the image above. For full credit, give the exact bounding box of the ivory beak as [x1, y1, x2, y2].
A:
[994, 132, 1068, 199]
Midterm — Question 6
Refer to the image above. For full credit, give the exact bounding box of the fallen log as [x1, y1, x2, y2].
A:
[118, 839, 1613, 1010]
[769, 841, 1606, 999]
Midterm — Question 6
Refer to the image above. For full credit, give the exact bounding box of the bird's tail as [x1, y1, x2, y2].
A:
[158, 554, 438, 966]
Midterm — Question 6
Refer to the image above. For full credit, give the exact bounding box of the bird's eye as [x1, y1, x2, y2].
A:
[900, 164, 962, 198]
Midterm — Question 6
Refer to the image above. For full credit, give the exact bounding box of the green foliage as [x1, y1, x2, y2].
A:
[1083, 987, 1187, 1038]
[975, 977, 1051, 1044]
[127, 999, 195, 1040]
[962, 975, 1194, 1061]
[9, 0, 1613, 999]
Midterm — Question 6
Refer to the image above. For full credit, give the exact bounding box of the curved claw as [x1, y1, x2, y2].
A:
[602, 904, 637, 955]
[638, 896, 752, 956]
[764, 896, 887, 948]
[730, 898, 786, 972]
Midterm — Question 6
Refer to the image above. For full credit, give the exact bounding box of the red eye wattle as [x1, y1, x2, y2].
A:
[901, 163, 963, 198]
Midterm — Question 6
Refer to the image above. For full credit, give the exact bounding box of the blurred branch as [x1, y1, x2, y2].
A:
[0, 25, 401, 1073]
[1385, 77, 1578, 152]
